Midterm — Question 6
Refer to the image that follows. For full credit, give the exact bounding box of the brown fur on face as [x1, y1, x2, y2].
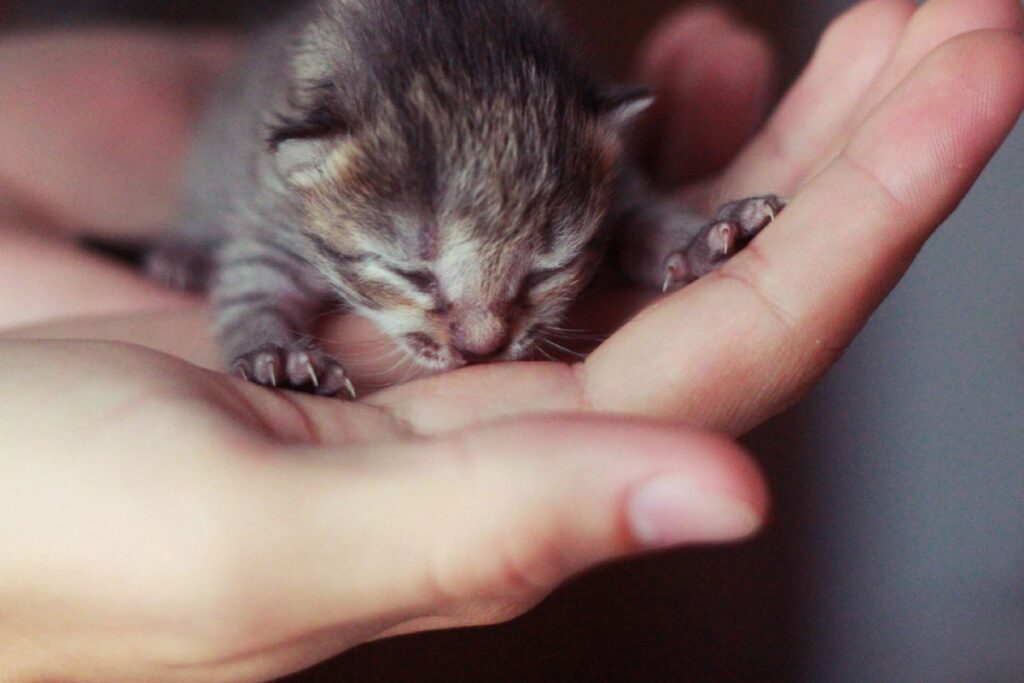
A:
[160, 0, 754, 397]
[291, 99, 621, 365]
[267, 0, 648, 368]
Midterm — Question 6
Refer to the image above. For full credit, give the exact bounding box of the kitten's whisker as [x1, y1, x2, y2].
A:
[547, 328, 605, 342]
[336, 344, 404, 363]
[542, 338, 587, 360]
[355, 355, 412, 379]
[300, 335, 395, 353]
[300, 304, 354, 330]
[535, 346, 559, 363]
[545, 324, 588, 333]
[357, 345, 416, 380]
[364, 353, 417, 388]
[304, 309, 337, 327]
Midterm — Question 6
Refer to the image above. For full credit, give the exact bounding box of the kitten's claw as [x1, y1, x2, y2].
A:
[663, 252, 690, 293]
[715, 194, 787, 238]
[232, 345, 355, 398]
[661, 194, 787, 292]
[343, 377, 358, 400]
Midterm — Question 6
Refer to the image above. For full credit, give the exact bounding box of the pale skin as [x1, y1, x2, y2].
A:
[0, 1, 1022, 681]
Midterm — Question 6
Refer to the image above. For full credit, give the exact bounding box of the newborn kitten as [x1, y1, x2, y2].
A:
[148, 0, 784, 396]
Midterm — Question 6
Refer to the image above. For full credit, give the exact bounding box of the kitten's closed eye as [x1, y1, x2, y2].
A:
[390, 267, 438, 294]
[516, 267, 566, 305]
[525, 267, 563, 290]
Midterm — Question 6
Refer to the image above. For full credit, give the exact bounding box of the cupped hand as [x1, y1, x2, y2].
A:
[0, 339, 764, 682]
[1, 1, 1024, 680]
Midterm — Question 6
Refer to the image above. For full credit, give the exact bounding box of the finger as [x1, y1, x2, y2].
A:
[586, 30, 1024, 433]
[243, 417, 765, 638]
[796, 0, 1024, 184]
[705, 0, 916, 204]
[712, 0, 1024, 203]
[634, 5, 777, 187]
[0, 30, 237, 236]
[0, 222, 194, 330]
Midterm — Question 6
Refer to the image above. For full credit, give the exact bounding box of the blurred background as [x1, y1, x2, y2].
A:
[2, 1, 1021, 681]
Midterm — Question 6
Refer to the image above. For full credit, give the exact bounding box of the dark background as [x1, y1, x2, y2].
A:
[0, 0, 816, 76]
[3, 2, 1022, 682]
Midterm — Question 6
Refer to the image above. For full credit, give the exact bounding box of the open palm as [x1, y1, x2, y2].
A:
[1, 1, 1022, 681]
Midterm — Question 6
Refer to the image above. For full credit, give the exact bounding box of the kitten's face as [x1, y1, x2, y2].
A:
[279, 90, 637, 370]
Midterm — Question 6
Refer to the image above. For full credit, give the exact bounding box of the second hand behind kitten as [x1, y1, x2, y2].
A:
[148, 0, 784, 397]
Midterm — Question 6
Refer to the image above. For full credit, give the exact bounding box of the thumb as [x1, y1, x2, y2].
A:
[251, 416, 767, 635]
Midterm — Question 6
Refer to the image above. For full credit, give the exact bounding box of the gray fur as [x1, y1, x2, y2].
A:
[148, 0, 780, 395]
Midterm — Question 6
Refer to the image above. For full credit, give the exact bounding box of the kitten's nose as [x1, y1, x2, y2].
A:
[451, 306, 509, 363]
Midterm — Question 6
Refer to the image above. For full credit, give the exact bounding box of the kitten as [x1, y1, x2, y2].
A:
[147, 0, 784, 397]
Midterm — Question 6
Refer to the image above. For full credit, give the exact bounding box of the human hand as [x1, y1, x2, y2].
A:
[0, 29, 769, 683]
[0, 339, 765, 682]
[5, 0, 1023, 437]
[0, 29, 236, 237]
[1, 4, 1023, 679]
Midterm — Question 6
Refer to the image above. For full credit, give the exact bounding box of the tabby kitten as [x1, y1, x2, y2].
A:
[147, 0, 784, 396]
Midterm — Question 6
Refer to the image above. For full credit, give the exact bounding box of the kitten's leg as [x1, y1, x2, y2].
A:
[613, 169, 786, 291]
[145, 207, 224, 293]
[613, 194, 710, 289]
[214, 238, 355, 398]
[145, 233, 218, 293]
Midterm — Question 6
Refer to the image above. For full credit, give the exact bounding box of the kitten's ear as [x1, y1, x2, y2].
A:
[268, 97, 350, 187]
[593, 85, 655, 130]
[271, 18, 356, 186]
[272, 137, 333, 187]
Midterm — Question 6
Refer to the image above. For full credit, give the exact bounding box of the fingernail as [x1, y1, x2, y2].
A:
[627, 474, 762, 548]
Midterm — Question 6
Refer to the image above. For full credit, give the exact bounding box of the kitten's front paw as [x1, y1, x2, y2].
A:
[232, 345, 356, 399]
[662, 194, 787, 292]
[145, 242, 213, 293]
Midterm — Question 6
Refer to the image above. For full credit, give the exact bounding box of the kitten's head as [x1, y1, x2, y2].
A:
[271, 12, 650, 370]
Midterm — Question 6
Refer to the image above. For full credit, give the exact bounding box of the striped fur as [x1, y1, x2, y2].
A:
[152, 0, 723, 392]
